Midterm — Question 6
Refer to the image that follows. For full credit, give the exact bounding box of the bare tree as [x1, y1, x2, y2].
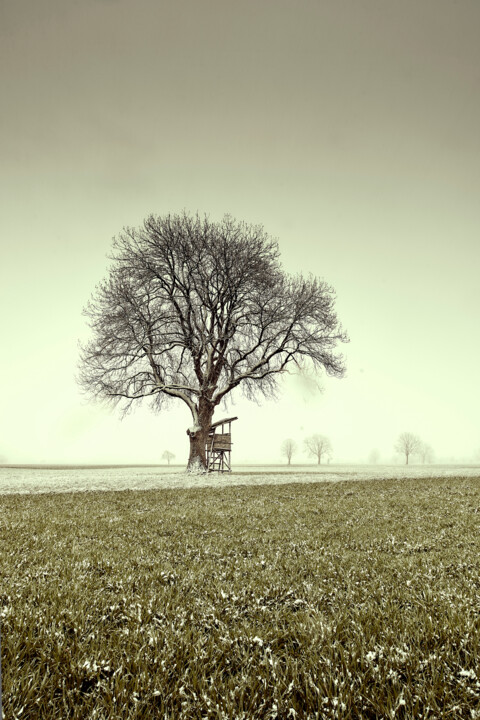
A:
[304, 434, 332, 464]
[395, 432, 421, 465]
[162, 450, 175, 465]
[281, 438, 297, 465]
[368, 448, 380, 465]
[418, 441, 434, 464]
[79, 212, 347, 472]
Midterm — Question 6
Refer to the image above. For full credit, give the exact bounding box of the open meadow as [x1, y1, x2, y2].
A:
[1, 473, 480, 719]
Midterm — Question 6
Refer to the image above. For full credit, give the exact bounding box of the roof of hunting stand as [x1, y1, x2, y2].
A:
[209, 416, 238, 430]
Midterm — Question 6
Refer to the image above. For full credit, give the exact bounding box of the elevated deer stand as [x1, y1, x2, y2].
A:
[206, 416, 238, 473]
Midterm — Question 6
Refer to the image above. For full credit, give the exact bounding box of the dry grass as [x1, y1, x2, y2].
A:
[1, 476, 480, 718]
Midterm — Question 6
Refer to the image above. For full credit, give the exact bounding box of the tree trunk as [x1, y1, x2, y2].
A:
[186, 399, 214, 473]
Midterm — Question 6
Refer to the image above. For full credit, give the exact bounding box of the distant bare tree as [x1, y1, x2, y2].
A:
[162, 450, 175, 465]
[304, 434, 332, 464]
[368, 448, 380, 464]
[418, 442, 434, 464]
[79, 212, 347, 472]
[395, 432, 421, 465]
[281, 438, 297, 465]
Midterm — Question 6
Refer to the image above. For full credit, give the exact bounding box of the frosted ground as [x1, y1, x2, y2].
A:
[0, 463, 479, 494]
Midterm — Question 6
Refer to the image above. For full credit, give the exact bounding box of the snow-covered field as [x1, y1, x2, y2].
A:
[0, 463, 479, 495]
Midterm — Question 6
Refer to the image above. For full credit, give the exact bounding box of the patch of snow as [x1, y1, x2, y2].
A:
[0, 463, 478, 495]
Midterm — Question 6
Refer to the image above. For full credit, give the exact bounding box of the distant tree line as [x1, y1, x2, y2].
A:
[281, 434, 332, 465]
[395, 432, 434, 465]
[280, 431, 437, 466]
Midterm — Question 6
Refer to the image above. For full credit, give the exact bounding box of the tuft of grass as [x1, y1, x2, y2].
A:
[1, 476, 480, 718]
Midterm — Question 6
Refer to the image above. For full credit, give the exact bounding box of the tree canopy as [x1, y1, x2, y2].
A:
[79, 212, 348, 470]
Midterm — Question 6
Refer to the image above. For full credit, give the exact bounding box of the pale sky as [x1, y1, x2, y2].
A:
[1, 0, 479, 465]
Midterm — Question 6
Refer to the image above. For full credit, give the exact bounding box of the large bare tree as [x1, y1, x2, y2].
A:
[79, 212, 347, 471]
[395, 432, 421, 465]
[304, 434, 333, 464]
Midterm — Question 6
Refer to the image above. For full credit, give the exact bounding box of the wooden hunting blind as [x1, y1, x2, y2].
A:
[206, 416, 238, 473]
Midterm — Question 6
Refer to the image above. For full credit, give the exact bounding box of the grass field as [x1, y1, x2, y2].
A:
[1, 476, 480, 719]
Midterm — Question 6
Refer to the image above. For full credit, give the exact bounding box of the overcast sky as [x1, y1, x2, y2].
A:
[1, 0, 479, 466]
